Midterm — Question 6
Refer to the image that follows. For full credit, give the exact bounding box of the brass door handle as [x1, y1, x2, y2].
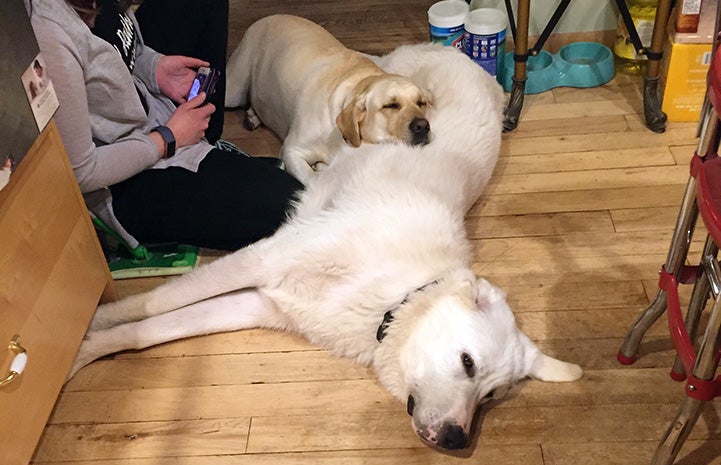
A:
[0, 334, 27, 388]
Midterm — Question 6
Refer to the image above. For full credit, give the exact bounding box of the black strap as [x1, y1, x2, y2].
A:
[152, 125, 176, 158]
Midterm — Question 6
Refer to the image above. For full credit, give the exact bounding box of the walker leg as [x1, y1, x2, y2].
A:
[651, 397, 705, 465]
[670, 238, 717, 380]
[618, 291, 668, 364]
[653, 265, 721, 463]
[618, 178, 700, 364]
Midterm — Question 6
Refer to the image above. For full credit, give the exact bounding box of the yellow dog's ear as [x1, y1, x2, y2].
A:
[336, 99, 366, 147]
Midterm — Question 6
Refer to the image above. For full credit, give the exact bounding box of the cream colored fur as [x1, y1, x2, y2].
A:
[225, 15, 432, 184]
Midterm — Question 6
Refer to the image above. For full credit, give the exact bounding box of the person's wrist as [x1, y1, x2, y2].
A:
[151, 125, 176, 158]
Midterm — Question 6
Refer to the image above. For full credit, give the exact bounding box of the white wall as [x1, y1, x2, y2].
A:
[469, 0, 619, 34]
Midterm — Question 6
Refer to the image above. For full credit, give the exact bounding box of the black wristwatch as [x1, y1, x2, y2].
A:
[152, 125, 176, 158]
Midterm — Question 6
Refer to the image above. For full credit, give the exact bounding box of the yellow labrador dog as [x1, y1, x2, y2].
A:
[225, 14, 432, 184]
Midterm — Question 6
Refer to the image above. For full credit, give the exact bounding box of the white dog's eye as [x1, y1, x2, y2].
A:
[383, 102, 400, 110]
[461, 352, 475, 378]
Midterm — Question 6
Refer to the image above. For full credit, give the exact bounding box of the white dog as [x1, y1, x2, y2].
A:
[73, 45, 582, 450]
[224, 15, 433, 184]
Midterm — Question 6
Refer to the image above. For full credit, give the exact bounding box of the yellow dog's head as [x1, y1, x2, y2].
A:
[337, 74, 432, 148]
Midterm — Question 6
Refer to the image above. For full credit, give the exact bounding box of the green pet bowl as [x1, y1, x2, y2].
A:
[502, 42, 615, 94]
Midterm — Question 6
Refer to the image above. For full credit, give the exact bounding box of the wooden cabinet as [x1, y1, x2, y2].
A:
[0, 121, 115, 465]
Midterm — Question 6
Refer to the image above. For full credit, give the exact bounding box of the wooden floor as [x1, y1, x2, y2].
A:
[30, 2, 721, 464]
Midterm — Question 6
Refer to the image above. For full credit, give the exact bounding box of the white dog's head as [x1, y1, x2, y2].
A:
[336, 74, 432, 148]
[372, 270, 582, 450]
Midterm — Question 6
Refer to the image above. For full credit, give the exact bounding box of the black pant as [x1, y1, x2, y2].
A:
[111, 150, 303, 250]
[135, 0, 228, 144]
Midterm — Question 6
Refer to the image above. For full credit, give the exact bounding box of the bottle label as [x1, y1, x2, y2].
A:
[430, 24, 465, 49]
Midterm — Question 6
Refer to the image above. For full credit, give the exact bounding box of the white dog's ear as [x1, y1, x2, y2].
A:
[336, 99, 366, 147]
[529, 352, 584, 382]
[516, 324, 583, 382]
[474, 277, 506, 310]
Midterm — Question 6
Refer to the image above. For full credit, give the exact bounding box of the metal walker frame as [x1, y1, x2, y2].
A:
[617, 40, 721, 464]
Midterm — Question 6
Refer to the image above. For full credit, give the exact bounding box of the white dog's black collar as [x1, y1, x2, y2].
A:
[376, 279, 440, 343]
[376, 311, 395, 342]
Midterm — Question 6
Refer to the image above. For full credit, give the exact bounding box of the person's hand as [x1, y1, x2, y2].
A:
[157, 55, 209, 103]
[165, 93, 216, 148]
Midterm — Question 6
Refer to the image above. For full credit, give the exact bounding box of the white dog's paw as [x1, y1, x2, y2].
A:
[243, 108, 262, 131]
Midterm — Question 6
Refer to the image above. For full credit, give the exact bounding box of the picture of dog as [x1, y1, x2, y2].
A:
[71, 45, 583, 451]
[225, 14, 433, 184]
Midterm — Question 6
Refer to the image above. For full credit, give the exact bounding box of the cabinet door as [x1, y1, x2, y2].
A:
[0, 122, 114, 465]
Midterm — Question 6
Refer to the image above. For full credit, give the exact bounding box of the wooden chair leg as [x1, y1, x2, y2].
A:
[643, 0, 673, 132]
[503, 0, 529, 132]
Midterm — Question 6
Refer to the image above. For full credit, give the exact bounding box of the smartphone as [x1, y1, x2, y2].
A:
[188, 66, 220, 103]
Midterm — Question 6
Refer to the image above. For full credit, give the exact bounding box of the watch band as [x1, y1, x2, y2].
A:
[152, 125, 176, 158]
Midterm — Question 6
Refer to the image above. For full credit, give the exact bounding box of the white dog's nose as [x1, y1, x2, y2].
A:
[437, 424, 468, 450]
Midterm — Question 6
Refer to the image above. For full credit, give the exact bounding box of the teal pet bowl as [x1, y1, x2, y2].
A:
[502, 42, 615, 94]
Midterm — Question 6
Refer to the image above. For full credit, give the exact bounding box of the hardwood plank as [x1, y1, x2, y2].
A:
[543, 440, 721, 465]
[610, 206, 681, 232]
[246, 403, 721, 453]
[537, 336, 677, 371]
[499, 280, 649, 314]
[484, 165, 689, 196]
[497, 115, 629, 139]
[501, 126, 698, 157]
[64, 350, 372, 392]
[471, 230, 702, 260]
[473, 184, 686, 216]
[669, 143, 697, 165]
[493, 145, 676, 175]
[465, 211, 614, 238]
[472, 253, 669, 287]
[32, 419, 251, 462]
[48, 380, 398, 425]
[33, 444, 543, 465]
[34, 441, 721, 465]
[519, 99, 640, 122]
[515, 308, 668, 340]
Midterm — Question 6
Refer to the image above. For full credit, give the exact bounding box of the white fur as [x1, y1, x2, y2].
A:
[73, 45, 582, 451]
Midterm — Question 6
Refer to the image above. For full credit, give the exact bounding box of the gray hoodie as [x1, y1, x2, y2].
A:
[26, 0, 215, 248]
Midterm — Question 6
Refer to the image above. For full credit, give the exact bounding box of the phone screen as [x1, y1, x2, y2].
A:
[188, 77, 202, 100]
